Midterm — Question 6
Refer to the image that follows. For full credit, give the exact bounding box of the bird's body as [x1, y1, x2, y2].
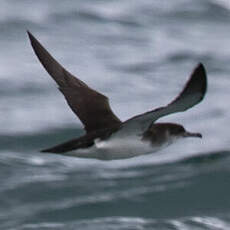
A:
[66, 135, 154, 160]
[27, 31, 207, 160]
[51, 122, 201, 160]
[62, 130, 160, 160]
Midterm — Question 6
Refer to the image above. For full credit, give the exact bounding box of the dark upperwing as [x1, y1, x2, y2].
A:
[41, 126, 119, 153]
[42, 63, 207, 153]
[27, 31, 122, 133]
[115, 63, 207, 135]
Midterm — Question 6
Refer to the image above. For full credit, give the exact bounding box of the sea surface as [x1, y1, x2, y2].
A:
[1, 0, 230, 229]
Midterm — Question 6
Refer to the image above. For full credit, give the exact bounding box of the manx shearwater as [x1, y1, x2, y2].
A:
[28, 31, 207, 160]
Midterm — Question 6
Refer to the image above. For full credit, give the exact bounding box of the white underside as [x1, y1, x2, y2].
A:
[62, 135, 173, 160]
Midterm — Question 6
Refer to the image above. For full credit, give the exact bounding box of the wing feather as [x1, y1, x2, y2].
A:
[117, 63, 207, 135]
[27, 31, 121, 133]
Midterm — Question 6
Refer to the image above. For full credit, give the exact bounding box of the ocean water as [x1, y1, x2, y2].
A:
[1, 0, 230, 229]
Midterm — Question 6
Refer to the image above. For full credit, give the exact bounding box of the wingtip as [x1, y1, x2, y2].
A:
[40, 148, 52, 153]
[40, 148, 63, 154]
[40, 147, 61, 153]
[196, 62, 206, 73]
[27, 30, 35, 42]
[171, 62, 208, 107]
[27, 30, 32, 37]
[196, 62, 207, 96]
[40, 149, 46, 153]
[191, 62, 207, 85]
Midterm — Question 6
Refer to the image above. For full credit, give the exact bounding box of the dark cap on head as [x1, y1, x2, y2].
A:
[143, 122, 202, 146]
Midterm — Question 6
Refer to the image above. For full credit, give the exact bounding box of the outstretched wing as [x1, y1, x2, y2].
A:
[116, 63, 207, 135]
[27, 31, 122, 133]
[41, 126, 118, 153]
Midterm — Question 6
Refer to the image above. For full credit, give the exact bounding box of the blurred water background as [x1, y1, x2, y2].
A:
[1, 0, 230, 229]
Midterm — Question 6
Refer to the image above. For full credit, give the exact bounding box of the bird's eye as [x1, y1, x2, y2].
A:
[173, 126, 185, 134]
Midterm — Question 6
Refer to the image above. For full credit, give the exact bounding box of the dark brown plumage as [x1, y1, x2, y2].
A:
[27, 31, 207, 157]
[28, 31, 121, 133]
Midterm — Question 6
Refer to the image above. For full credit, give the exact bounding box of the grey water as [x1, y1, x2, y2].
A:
[1, 0, 230, 229]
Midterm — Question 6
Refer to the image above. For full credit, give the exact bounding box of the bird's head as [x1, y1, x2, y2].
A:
[165, 123, 202, 139]
[143, 122, 202, 146]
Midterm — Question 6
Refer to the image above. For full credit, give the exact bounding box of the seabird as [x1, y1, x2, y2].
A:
[27, 31, 207, 160]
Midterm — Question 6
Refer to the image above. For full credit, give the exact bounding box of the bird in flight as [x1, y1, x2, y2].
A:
[28, 31, 207, 160]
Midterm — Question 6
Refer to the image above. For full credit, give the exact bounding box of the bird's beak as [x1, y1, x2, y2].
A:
[183, 131, 202, 138]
